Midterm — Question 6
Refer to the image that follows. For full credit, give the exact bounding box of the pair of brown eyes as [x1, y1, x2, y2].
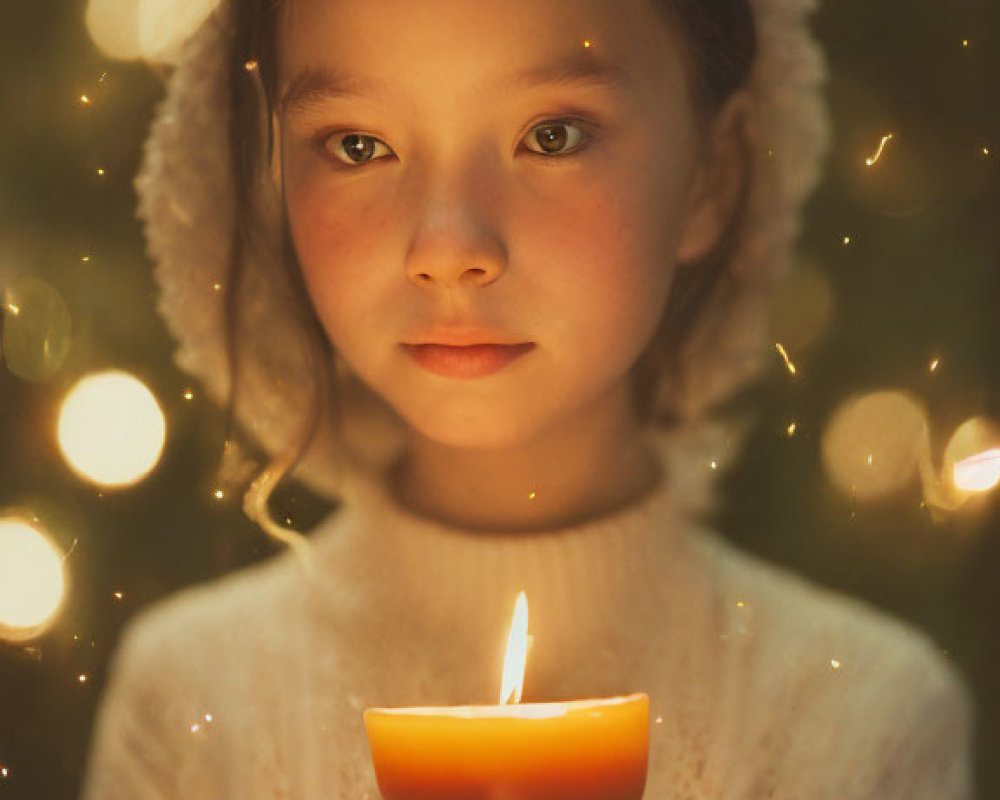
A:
[323, 120, 590, 166]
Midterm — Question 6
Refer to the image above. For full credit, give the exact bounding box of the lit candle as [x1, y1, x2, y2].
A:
[364, 591, 650, 800]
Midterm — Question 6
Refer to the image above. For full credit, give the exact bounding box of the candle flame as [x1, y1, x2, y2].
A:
[953, 448, 1000, 493]
[499, 591, 529, 705]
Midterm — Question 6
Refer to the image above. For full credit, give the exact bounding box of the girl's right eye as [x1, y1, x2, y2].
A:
[322, 132, 393, 167]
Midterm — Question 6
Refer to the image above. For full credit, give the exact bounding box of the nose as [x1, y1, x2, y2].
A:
[406, 258, 503, 288]
[404, 165, 508, 289]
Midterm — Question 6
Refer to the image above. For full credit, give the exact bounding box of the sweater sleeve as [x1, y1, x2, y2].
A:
[80, 614, 188, 799]
[860, 649, 975, 800]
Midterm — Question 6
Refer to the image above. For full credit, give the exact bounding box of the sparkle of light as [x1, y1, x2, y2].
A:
[842, 236, 852, 245]
[865, 133, 894, 167]
[787, 422, 798, 437]
[190, 723, 201, 733]
[57, 370, 166, 487]
[113, 591, 123, 601]
[80, 94, 91, 104]
[183, 389, 194, 400]
[244, 59, 258, 71]
[583, 40, 592, 48]
[774, 343, 798, 376]
[212, 282, 222, 291]
[0, 518, 66, 641]
[499, 590, 529, 706]
[528, 491, 537, 500]
[930, 358, 941, 372]
[214, 489, 225, 500]
[78, 674, 88, 683]
[1, 766, 7, 778]
[710, 460, 718, 470]
[81, 255, 91, 262]
[831, 659, 842, 670]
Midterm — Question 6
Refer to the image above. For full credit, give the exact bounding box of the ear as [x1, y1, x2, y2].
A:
[674, 91, 756, 266]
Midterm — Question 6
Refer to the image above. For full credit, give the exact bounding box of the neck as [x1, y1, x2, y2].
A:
[389, 385, 661, 533]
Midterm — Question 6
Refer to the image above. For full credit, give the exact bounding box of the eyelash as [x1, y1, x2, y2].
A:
[315, 118, 594, 168]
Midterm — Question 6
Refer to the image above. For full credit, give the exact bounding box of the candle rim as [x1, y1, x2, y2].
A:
[364, 691, 648, 719]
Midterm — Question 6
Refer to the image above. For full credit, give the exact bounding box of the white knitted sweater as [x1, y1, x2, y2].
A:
[81, 428, 974, 799]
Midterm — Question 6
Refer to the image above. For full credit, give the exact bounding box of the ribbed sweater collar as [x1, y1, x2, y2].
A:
[305, 426, 711, 701]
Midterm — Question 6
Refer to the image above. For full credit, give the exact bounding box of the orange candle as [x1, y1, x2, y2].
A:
[364, 592, 650, 800]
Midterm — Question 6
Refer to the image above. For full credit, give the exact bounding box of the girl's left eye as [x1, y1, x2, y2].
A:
[319, 119, 592, 167]
[522, 119, 591, 157]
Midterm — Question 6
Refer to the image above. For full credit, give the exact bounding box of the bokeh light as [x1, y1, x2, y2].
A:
[945, 418, 1000, 493]
[954, 450, 1000, 493]
[57, 370, 166, 487]
[85, 0, 220, 63]
[768, 260, 837, 354]
[821, 390, 929, 501]
[0, 517, 66, 643]
[2, 275, 72, 382]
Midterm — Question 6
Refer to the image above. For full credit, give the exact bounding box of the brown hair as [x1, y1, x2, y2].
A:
[223, 0, 757, 534]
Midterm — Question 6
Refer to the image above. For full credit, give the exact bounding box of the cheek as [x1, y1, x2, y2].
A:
[523, 169, 688, 347]
[283, 172, 394, 337]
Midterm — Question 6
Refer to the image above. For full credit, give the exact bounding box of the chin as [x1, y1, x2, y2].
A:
[401, 398, 550, 453]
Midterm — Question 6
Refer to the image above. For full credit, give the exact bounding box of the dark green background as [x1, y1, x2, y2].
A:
[1, 0, 998, 797]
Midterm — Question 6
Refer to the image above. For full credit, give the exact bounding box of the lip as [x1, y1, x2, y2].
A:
[403, 325, 530, 348]
[401, 343, 536, 379]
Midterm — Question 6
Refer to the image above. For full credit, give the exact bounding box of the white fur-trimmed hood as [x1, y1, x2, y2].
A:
[134, 0, 830, 506]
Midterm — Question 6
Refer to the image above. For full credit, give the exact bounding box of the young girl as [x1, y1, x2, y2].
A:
[83, 0, 974, 796]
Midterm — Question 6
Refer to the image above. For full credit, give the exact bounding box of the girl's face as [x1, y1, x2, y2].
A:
[278, 0, 725, 450]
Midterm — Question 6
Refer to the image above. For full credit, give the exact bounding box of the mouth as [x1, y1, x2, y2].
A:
[401, 342, 536, 379]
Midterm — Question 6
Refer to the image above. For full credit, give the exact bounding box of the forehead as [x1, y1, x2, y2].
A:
[275, 0, 686, 110]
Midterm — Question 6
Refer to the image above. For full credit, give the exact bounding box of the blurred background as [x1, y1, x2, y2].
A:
[1, 0, 998, 796]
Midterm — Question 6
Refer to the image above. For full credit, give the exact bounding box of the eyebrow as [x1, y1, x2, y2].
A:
[280, 52, 636, 115]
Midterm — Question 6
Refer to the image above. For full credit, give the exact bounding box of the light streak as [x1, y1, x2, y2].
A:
[865, 133, 894, 167]
[774, 343, 798, 376]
